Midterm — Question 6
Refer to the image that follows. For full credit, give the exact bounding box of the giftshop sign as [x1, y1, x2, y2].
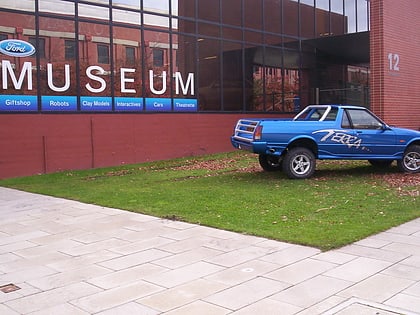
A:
[0, 39, 197, 112]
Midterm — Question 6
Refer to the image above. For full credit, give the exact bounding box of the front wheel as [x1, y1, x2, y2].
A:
[397, 145, 420, 173]
[282, 147, 316, 179]
[258, 154, 282, 172]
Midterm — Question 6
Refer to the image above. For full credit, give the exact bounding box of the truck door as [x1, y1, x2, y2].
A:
[345, 109, 397, 156]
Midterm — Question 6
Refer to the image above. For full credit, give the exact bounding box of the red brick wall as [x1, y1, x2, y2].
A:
[0, 113, 289, 179]
[370, 0, 420, 130]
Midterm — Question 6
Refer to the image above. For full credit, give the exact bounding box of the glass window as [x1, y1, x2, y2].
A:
[197, 1, 220, 23]
[113, 8, 141, 25]
[198, 38, 221, 111]
[65, 40, 76, 60]
[37, 16, 77, 108]
[222, 0, 242, 27]
[176, 0, 195, 19]
[197, 22, 220, 38]
[0, 34, 7, 41]
[357, 0, 369, 32]
[222, 41, 244, 111]
[28, 37, 46, 59]
[153, 48, 164, 67]
[244, 0, 262, 30]
[143, 0, 170, 15]
[283, 0, 299, 37]
[1, 0, 35, 11]
[113, 0, 141, 10]
[173, 33, 196, 101]
[126, 46, 136, 65]
[98, 44, 110, 64]
[79, 2, 109, 20]
[263, 0, 282, 34]
[39, 0, 74, 15]
[346, 109, 383, 129]
[345, 0, 357, 33]
[330, 0, 345, 35]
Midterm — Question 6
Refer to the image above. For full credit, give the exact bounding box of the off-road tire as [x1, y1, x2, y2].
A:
[282, 147, 316, 179]
[258, 154, 282, 172]
[397, 145, 420, 173]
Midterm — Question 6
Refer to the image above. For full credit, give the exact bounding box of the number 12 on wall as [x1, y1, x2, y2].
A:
[388, 53, 400, 71]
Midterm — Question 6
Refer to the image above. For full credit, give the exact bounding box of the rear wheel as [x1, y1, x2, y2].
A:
[282, 147, 316, 179]
[258, 154, 282, 172]
[397, 145, 420, 173]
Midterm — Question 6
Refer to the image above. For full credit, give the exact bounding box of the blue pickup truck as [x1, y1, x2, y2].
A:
[231, 105, 420, 179]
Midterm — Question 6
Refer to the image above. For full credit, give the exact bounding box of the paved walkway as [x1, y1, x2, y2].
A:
[0, 187, 419, 315]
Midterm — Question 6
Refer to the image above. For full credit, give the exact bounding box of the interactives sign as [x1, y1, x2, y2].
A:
[0, 39, 197, 112]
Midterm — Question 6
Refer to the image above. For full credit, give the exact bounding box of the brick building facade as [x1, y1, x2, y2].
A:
[0, 0, 419, 179]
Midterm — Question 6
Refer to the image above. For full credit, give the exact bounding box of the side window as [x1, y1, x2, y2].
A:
[346, 109, 383, 129]
[341, 111, 351, 128]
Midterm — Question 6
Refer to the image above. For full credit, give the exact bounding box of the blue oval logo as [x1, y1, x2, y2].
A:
[0, 39, 36, 57]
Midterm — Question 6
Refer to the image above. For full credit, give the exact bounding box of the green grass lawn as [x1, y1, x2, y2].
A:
[1, 151, 419, 250]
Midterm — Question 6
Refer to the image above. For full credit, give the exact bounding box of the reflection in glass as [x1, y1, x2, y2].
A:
[143, 0, 169, 14]
[79, 21, 111, 97]
[198, 38, 221, 110]
[144, 31, 171, 97]
[222, 41, 244, 111]
[1, 0, 34, 11]
[39, 0, 74, 15]
[78, 3, 109, 20]
[38, 17, 77, 96]
[174, 33, 196, 100]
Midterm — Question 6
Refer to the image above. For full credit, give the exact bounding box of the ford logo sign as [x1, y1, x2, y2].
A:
[0, 39, 36, 57]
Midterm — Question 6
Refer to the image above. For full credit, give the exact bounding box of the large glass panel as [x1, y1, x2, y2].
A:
[283, 0, 299, 37]
[244, 0, 262, 30]
[112, 24, 142, 110]
[197, 38, 221, 111]
[143, 0, 170, 15]
[344, 0, 356, 33]
[37, 17, 77, 112]
[113, 8, 141, 25]
[197, 22, 220, 38]
[113, 0, 141, 10]
[79, 2, 110, 20]
[144, 31, 171, 100]
[0, 10, 37, 114]
[144, 13, 170, 28]
[79, 21, 112, 111]
[173, 34, 196, 112]
[356, 0, 369, 32]
[177, 18, 196, 35]
[1, 0, 34, 11]
[263, 0, 282, 34]
[222, 0, 242, 27]
[39, 0, 74, 15]
[197, 1, 220, 23]
[177, 0, 195, 19]
[222, 41, 244, 111]
[300, 0, 315, 38]
[330, 0, 345, 35]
